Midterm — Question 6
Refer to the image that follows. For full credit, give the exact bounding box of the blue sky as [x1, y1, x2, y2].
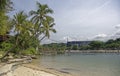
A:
[10, 0, 120, 43]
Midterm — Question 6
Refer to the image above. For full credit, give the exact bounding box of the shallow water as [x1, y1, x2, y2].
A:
[38, 53, 120, 76]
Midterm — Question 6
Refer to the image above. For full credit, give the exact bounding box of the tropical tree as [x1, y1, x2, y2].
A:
[1, 1, 57, 61]
[0, 0, 13, 12]
[0, 0, 13, 35]
[12, 11, 27, 45]
[29, 2, 56, 41]
[0, 0, 13, 61]
[12, 11, 39, 54]
[0, 12, 10, 35]
[89, 41, 104, 50]
[1, 11, 34, 60]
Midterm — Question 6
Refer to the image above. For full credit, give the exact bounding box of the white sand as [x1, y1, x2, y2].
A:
[13, 66, 56, 76]
[0, 63, 73, 76]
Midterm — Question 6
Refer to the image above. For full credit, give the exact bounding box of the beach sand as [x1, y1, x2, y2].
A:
[12, 65, 56, 76]
[0, 62, 73, 76]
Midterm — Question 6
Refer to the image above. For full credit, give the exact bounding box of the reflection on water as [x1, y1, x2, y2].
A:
[39, 53, 120, 76]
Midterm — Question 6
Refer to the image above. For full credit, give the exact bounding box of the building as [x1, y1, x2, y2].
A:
[67, 41, 91, 47]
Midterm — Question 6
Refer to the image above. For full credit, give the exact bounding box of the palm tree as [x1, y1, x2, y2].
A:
[0, 0, 13, 12]
[39, 18, 56, 41]
[29, 2, 56, 41]
[0, 0, 13, 35]
[0, 12, 9, 35]
[12, 11, 40, 53]
[1, 11, 31, 60]
[0, 0, 13, 42]
[13, 11, 28, 34]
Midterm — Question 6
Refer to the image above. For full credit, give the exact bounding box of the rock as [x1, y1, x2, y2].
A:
[31, 55, 37, 59]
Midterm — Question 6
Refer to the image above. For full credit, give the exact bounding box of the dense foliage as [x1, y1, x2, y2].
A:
[0, 0, 56, 60]
[41, 43, 66, 54]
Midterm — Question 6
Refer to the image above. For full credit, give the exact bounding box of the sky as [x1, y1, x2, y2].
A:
[10, 0, 120, 43]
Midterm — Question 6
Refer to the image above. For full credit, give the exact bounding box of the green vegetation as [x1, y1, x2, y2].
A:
[0, 0, 120, 61]
[42, 43, 66, 54]
[66, 38, 120, 50]
[39, 38, 120, 54]
[0, 0, 56, 61]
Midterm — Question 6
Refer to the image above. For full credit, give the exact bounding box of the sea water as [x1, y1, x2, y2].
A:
[38, 53, 120, 76]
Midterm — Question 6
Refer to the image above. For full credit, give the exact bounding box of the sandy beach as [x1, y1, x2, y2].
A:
[12, 65, 56, 76]
[0, 62, 73, 76]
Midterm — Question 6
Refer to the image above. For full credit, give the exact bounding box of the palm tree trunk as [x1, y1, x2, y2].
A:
[39, 35, 46, 42]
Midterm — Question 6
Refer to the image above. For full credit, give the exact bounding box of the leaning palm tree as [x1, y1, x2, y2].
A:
[39, 17, 56, 41]
[29, 2, 56, 41]
[12, 11, 36, 51]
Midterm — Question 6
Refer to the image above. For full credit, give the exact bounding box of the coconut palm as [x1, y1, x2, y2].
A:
[0, 0, 13, 12]
[13, 11, 28, 34]
[39, 17, 56, 41]
[12, 11, 39, 51]
[0, 0, 13, 35]
[29, 2, 56, 40]
[2, 11, 30, 55]
[0, 12, 9, 35]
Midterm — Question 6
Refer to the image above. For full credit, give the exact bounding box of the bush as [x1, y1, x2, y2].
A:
[1, 42, 13, 51]
[21, 47, 36, 55]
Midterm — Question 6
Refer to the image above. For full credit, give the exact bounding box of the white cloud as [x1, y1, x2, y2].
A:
[95, 34, 107, 38]
[61, 36, 76, 42]
[88, 34, 108, 41]
[115, 24, 120, 29]
[110, 30, 120, 39]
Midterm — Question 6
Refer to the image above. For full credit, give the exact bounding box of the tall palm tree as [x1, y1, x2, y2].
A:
[29, 2, 56, 40]
[12, 11, 39, 50]
[39, 17, 56, 41]
[13, 11, 28, 34]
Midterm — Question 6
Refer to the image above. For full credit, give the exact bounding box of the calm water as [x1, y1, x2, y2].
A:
[38, 53, 120, 76]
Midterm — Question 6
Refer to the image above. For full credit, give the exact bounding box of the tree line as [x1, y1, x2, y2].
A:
[42, 38, 120, 52]
[67, 38, 120, 50]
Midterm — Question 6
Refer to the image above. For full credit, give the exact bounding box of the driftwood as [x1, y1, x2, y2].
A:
[7, 56, 32, 64]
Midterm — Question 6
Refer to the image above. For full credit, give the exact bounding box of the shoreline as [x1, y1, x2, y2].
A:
[66, 50, 120, 53]
[23, 63, 73, 76]
[0, 61, 73, 76]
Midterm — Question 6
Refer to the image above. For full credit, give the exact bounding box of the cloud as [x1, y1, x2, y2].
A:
[115, 30, 120, 35]
[109, 29, 120, 40]
[112, 30, 120, 38]
[109, 24, 120, 39]
[77, 0, 112, 23]
[94, 34, 107, 38]
[61, 36, 76, 42]
[88, 34, 108, 41]
[115, 24, 120, 29]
